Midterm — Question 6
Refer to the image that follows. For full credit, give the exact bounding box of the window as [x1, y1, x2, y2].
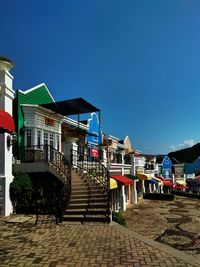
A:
[56, 135, 60, 151]
[50, 134, 54, 147]
[37, 130, 41, 148]
[26, 128, 32, 147]
[44, 132, 48, 145]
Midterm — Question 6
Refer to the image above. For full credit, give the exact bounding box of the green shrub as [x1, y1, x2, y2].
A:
[10, 171, 33, 213]
[143, 193, 175, 201]
[171, 190, 200, 199]
[112, 211, 127, 226]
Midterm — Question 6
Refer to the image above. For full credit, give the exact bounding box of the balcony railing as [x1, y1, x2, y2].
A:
[20, 144, 71, 185]
[16, 145, 72, 221]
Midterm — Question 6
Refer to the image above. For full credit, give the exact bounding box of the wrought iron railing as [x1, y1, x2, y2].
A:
[71, 148, 110, 198]
[21, 145, 70, 178]
[16, 145, 72, 222]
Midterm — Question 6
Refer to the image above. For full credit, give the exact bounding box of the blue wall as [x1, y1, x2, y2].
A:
[86, 113, 102, 147]
[184, 157, 200, 175]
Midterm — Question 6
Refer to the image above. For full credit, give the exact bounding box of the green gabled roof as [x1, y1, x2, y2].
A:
[16, 83, 55, 157]
[18, 83, 55, 105]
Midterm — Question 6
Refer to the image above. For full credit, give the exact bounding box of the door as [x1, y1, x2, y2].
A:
[43, 132, 55, 161]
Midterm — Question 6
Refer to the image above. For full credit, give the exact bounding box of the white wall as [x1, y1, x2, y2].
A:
[0, 67, 14, 216]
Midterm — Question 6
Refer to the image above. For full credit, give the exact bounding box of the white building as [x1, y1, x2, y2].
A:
[0, 57, 15, 216]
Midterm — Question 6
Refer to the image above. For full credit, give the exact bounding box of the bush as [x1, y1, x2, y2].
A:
[10, 171, 33, 213]
[143, 193, 175, 201]
[112, 211, 127, 226]
[171, 190, 200, 199]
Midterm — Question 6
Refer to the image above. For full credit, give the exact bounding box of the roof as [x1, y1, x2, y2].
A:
[111, 175, 133, 185]
[0, 109, 15, 133]
[125, 174, 138, 181]
[40, 98, 100, 116]
[156, 155, 180, 164]
[162, 181, 174, 187]
[137, 173, 153, 180]
[110, 178, 118, 189]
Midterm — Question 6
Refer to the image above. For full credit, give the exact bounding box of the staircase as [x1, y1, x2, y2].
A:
[14, 144, 72, 209]
[14, 145, 110, 223]
[63, 168, 110, 223]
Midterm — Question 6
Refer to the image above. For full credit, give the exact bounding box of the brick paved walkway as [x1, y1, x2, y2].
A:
[122, 196, 200, 255]
[0, 216, 199, 266]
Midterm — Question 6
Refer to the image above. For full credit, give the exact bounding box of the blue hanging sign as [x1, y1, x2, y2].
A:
[86, 113, 102, 147]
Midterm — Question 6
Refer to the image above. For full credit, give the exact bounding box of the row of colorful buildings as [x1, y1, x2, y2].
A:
[0, 57, 199, 218]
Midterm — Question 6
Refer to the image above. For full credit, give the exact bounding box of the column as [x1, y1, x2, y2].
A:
[120, 185, 126, 211]
[0, 57, 15, 216]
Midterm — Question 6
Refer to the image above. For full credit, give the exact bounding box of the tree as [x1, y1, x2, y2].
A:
[10, 171, 33, 213]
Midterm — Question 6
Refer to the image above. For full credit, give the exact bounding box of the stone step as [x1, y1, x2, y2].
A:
[70, 198, 107, 204]
[71, 187, 88, 191]
[65, 209, 108, 215]
[71, 193, 107, 199]
[67, 203, 107, 209]
[71, 187, 103, 193]
[71, 176, 84, 179]
[71, 189, 104, 195]
[62, 214, 109, 223]
[71, 181, 85, 184]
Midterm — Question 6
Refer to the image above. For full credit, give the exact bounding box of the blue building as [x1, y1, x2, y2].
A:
[184, 157, 200, 175]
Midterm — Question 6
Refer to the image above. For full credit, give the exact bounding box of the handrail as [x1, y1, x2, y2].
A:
[71, 149, 110, 192]
[71, 148, 110, 222]
[18, 145, 72, 220]
[21, 145, 71, 184]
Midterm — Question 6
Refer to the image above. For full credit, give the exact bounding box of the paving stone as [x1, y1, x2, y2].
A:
[0, 216, 198, 267]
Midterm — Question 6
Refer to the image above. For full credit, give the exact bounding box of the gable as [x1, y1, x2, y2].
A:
[18, 83, 54, 105]
[162, 156, 172, 169]
[124, 136, 133, 153]
[16, 83, 55, 150]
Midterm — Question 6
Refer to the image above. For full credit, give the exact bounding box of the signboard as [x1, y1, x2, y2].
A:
[162, 156, 172, 178]
[90, 148, 99, 158]
[45, 117, 55, 127]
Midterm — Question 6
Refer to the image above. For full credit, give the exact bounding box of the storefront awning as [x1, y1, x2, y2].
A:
[149, 178, 158, 184]
[174, 185, 189, 189]
[152, 177, 164, 185]
[136, 173, 153, 180]
[163, 181, 173, 187]
[176, 181, 186, 186]
[111, 175, 133, 185]
[125, 174, 138, 181]
[110, 178, 118, 189]
[0, 109, 15, 134]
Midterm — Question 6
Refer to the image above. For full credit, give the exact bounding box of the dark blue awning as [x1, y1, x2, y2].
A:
[149, 179, 158, 184]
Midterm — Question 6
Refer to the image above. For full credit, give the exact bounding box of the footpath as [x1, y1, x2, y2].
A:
[0, 214, 199, 266]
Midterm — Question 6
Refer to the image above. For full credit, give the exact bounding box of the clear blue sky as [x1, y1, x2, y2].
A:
[1, 0, 200, 154]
